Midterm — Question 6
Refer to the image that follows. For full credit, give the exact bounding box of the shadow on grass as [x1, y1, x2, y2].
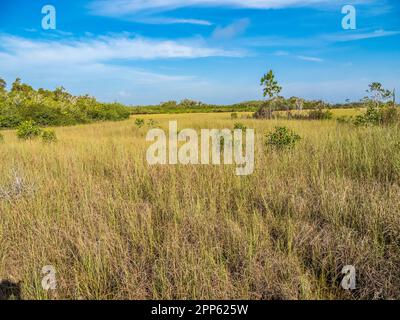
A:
[0, 280, 21, 300]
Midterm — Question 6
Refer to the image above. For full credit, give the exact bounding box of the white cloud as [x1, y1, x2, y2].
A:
[146, 17, 213, 25]
[297, 55, 323, 62]
[0, 33, 244, 103]
[89, 0, 361, 16]
[0, 34, 242, 64]
[88, 0, 360, 25]
[323, 29, 400, 42]
[212, 19, 250, 40]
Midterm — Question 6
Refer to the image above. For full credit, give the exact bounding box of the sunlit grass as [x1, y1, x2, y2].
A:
[0, 110, 399, 299]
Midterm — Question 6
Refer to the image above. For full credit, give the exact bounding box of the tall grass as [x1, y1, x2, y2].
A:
[0, 112, 399, 299]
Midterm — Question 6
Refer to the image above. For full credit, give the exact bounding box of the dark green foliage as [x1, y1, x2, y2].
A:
[292, 108, 333, 120]
[354, 83, 398, 126]
[135, 118, 145, 128]
[0, 78, 130, 128]
[234, 122, 247, 130]
[307, 109, 333, 120]
[354, 106, 398, 126]
[16, 121, 42, 140]
[41, 129, 57, 143]
[337, 116, 353, 124]
[266, 126, 301, 149]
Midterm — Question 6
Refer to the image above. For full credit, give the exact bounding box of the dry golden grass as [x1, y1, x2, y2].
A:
[0, 110, 399, 300]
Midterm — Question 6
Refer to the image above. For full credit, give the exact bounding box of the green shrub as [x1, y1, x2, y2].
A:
[354, 106, 398, 126]
[307, 109, 333, 120]
[234, 122, 247, 130]
[147, 119, 158, 127]
[354, 107, 381, 126]
[266, 126, 301, 149]
[336, 116, 353, 124]
[41, 129, 57, 143]
[231, 113, 238, 119]
[16, 121, 42, 140]
[135, 118, 145, 128]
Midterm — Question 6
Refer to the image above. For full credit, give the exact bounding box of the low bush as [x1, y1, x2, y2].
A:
[16, 121, 42, 140]
[234, 122, 247, 130]
[266, 126, 301, 149]
[135, 118, 145, 128]
[292, 109, 333, 120]
[354, 107, 398, 126]
[41, 129, 57, 143]
[307, 109, 333, 120]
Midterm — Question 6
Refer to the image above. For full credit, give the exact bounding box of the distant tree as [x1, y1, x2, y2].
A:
[11, 78, 22, 93]
[288, 96, 300, 118]
[260, 70, 282, 118]
[295, 98, 304, 111]
[11, 78, 34, 95]
[366, 82, 393, 107]
[356, 83, 397, 126]
[0, 78, 6, 92]
[160, 101, 178, 108]
[393, 89, 396, 108]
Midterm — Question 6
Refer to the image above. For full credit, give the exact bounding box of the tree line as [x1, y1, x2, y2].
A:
[0, 77, 130, 128]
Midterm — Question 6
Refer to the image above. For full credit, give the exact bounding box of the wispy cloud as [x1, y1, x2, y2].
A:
[0, 34, 242, 63]
[88, 0, 362, 25]
[323, 29, 400, 42]
[89, 0, 365, 15]
[297, 55, 323, 62]
[242, 28, 400, 49]
[212, 19, 250, 40]
[146, 17, 213, 25]
[0, 33, 245, 102]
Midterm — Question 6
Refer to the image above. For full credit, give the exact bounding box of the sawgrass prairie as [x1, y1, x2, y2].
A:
[1, 110, 399, 299]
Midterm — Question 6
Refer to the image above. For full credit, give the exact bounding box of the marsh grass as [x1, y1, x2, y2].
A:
[0, 111, 399, 299]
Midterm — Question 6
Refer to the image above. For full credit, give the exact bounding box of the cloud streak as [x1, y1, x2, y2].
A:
[88, 0, 361, 25]
[0, 34, 242, 64]
[212, 19, 250, 40]
[0, 33, 244, 102]
[323, 29, 400, 42]
[297, 55, 323, 62]
[89, 0, 363, 15]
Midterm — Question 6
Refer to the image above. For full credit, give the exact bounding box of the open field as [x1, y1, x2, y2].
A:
[1, 110, 400, 299]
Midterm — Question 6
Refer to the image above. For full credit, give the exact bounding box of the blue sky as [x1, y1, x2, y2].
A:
[0, 0, 399, 105]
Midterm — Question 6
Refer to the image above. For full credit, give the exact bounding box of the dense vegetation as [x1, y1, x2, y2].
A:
[0, 78, 130, 128]
[130, 97, 394, 116]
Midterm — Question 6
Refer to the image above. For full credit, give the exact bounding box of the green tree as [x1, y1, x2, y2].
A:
[366, 82, 393, 107]
[0, 78, 6, 92]
[260, 70, 282, 118]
